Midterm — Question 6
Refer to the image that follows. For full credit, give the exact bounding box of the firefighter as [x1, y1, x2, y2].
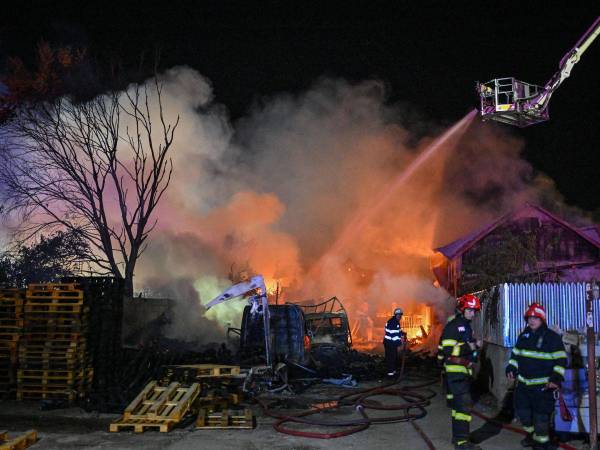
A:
[506, 303, 566, 450]
[439, 294, 482, 450]
[383, 307, 405, 376]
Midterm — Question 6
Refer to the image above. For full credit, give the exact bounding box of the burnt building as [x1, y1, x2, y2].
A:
[430, 203, 600, 296]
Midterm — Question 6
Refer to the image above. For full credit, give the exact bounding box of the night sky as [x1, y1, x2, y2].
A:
[2, 2, 599, 212]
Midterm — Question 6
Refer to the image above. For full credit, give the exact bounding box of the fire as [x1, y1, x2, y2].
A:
[350, 303, 433, 351]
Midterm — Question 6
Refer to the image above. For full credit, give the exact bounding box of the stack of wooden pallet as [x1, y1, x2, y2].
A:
[0, 289, 25, 396]
[17, 283, 93, 402]
[159, 364, 254, 430]
[62, 276, 124, 396]
[110, 381, 200, 433]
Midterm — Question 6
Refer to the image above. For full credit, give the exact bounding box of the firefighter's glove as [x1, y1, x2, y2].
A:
[548, 375, 562, 387]
[505, 367, 517, 380]
[436, 354, 444, 369]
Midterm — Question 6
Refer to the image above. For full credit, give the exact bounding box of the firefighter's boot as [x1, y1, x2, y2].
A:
[453, 441, 482, 450]
[520, 434, 535, 447]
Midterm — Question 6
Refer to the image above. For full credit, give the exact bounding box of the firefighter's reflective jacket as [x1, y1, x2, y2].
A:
[438, 314, 477, 376]
[383, 316, 404, 347]
[506, 324, 567, 385]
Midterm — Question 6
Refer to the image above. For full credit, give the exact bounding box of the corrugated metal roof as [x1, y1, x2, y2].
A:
[472, 282, 600, 348]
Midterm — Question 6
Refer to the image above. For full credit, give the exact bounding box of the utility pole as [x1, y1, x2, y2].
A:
[587, 281, 599, 449]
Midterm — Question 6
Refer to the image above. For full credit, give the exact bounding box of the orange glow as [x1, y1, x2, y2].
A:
[135, 93, 525, 346]
[351, 304, 433, 351]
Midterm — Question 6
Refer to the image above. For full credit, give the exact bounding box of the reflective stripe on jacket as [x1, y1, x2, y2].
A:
[439, 313, 477, 376]
[506, 324, 567, 385]
[383, 317, 403, 347]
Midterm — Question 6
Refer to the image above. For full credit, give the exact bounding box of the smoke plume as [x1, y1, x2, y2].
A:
[112, 67, 584, 341]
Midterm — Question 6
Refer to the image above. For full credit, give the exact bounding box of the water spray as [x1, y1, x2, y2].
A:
[307, 109, 477, 280]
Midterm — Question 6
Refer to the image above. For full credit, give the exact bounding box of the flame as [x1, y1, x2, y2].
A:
[350, 304, 433, 351]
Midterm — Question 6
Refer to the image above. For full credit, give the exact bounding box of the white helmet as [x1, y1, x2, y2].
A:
[393, 307, 403, 316]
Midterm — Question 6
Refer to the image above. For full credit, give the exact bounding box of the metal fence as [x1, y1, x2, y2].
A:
[472, 282, 600, 348]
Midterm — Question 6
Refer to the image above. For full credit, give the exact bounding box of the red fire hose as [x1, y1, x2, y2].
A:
[470, 409, 578, 450]
[257, 344, 581, 450]
[257, 344, 439, 449]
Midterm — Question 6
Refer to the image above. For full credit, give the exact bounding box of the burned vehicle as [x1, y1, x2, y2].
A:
[207, 276, 353, 373]
[237, 303, 310, 366]
[236, 298, 351, 366]
[299, 297, 352, 350]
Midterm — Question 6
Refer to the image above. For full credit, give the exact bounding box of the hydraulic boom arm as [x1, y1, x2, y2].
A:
[535, 16, 600, 110]
[478, 16, 600, 127]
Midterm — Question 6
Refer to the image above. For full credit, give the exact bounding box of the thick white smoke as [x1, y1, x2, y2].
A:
[127, 66, 583, 342]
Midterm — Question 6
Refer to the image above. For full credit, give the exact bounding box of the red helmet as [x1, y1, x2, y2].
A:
[457, 294, 481, 312]
[524, 303, 546, 322]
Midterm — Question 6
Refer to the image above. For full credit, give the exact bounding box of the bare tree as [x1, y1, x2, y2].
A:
[0, 77, 178, 296]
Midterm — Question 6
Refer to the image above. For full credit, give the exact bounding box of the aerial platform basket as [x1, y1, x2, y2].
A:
[477, 77, 549, 127]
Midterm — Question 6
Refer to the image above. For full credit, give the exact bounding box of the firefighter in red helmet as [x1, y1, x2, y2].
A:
[439, 294, 482, 450]
[506, 303, 566, 450]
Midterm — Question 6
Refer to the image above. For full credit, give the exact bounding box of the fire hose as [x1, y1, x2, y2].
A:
[469, 409, 578, 450]
[256, 347, 580, 449]
[256, 344, 439, 449]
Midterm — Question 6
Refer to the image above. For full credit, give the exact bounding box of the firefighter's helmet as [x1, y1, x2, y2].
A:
[457, 294, 481, 312]
[393, 307, 403, 316]
[524, 302, 546, 322]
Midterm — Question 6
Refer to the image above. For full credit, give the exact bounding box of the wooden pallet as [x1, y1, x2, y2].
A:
[18, 351, 86, 361]
[18, 361, 88, 371]
[24, 316, 86, 325]
[17, 368, 93, 383]
[0, 346, 17, 356]
[165, 364, 241, 379]
[196, 408, 255, 430]
[27, 283, 80, 292]
[195, 395, 240, 412]
[16, 389, 78, 402]
[0, 313, 23, 320]
[109, 418, 175, 433]
[0, 430, 37, 450]
[110, 381, 200, 433]
[0, 303, 23, 311]
[26, 294, 84, 304]
[20, 336, 85, 343]
[0, 328, 22, 337]
[21, 332, 85, 342]
[0, 296, 24, 303]
[0, 358, 14, 368]
[123, 381, 200, 421]
[0, 319, 24, 327]
[24, 304, 87, 314]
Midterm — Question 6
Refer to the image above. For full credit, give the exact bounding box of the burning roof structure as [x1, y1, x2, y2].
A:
[431, 203, 600, 295]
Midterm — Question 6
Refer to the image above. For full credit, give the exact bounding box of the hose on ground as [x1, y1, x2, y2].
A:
[257, 344, 438, 449]
[470, 409, 578, 450]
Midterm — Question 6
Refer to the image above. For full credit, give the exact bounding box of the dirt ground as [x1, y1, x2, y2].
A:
[0, 382, 587, 450]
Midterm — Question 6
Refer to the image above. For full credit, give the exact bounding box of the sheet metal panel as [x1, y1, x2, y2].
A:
[472, 282, 599, 348]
